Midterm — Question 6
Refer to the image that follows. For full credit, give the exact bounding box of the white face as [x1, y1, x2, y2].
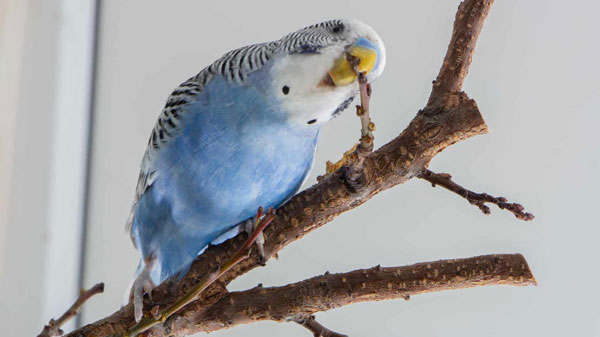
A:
[269, 19, 386, 128]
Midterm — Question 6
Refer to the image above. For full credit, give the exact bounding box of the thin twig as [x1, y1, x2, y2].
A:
[293, 315, 348, 337]
[341, 56, 375, 187]
[320, 58, 373, 182]
[419, 169, 534, 220]
[349, 54, 374, 150]
[38, 283, 105, 337]
[126, 208, 276, 337]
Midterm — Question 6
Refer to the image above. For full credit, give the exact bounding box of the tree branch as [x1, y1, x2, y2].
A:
[134, 254, 535, 336]
[429, 0, 494, 102]
[38, 283, 104, 337]
[342, 70, 374, 190]
[66, 1, 536, 336]
[419, 169, 534, 220]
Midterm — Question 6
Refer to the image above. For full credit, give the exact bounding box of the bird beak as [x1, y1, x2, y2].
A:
[328, 38, 378, 86]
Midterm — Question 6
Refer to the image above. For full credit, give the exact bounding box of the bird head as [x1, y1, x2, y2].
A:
[269, 19, 386, 127]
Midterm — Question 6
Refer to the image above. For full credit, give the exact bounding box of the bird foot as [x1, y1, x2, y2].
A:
[244, 208, 266, 265]
[131, 258, 156, 322]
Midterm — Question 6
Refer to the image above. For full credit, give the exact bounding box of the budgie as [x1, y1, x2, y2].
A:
[126, 19, 386, 321]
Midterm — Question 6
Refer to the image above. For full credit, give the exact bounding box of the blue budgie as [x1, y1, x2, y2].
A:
[126, 19, 386, 321]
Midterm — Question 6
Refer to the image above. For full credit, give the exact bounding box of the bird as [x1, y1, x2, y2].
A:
[126, 19, 386, 322]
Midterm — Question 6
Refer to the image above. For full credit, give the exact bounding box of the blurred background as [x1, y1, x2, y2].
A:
[1, 0, 599, 336]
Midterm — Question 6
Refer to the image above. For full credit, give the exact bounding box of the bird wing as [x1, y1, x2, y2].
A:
[125, 42, 279, 243]
[125, 22, 343, 243]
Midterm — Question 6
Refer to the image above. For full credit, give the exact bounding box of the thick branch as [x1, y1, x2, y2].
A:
[140, 254, 535, 336]
[419, 169, 534, 220]
[38, 283, 104, 337]
[66, 1, 524, 336]
[429, 0, 494, 102]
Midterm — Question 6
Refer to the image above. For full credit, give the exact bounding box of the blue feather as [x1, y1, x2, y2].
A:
[131, 67, 319, 284]
[128, 19, 386, 290]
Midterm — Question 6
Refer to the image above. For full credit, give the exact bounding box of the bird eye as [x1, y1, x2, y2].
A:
[307, 119, 317, 125]
[282, 85, 290, 95]
[332, 25, 343, 34]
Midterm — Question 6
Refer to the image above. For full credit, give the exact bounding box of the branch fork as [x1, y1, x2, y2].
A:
[293, 315, 348, 337]
[37, 283, 104, 337]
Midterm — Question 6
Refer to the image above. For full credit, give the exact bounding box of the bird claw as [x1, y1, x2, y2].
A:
[143, 280, 155, 302]
[132, 259, 156, 322]
[244, 208, 267, 264]
[255, 232, 266, 266]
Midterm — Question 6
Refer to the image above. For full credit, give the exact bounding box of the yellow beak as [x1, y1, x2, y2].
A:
[328, 45, 378, 86]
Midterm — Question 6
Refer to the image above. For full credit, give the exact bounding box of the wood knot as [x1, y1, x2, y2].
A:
[341, 165, 367, 193]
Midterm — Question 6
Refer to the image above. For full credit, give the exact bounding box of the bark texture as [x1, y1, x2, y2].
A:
[149, 254, 535, 336]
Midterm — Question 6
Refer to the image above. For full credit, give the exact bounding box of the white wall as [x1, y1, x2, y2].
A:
[0, 0, 28, 284]
[0, 0, 96, 335]
[1, 2, 60, 334]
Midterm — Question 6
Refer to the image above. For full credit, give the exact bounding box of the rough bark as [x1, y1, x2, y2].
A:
[146, 254, 535, 336]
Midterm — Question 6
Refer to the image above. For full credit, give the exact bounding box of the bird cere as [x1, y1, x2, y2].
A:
[125, 19, 385, 330]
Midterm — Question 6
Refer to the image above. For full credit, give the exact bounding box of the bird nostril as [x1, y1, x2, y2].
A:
[307, 119, 317, 125]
